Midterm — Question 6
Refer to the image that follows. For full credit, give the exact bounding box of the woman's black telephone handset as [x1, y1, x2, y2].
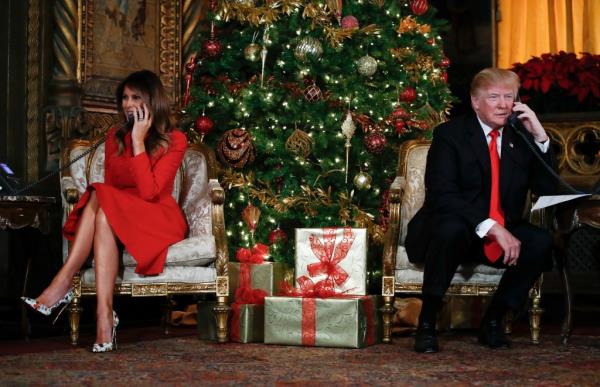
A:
[0, 133, 109, 196]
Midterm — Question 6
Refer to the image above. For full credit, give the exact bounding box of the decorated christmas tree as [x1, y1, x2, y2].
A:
[183, 0, 453, 268]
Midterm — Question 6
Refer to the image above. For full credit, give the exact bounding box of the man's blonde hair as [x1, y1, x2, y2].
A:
[470, 68, 520, 97]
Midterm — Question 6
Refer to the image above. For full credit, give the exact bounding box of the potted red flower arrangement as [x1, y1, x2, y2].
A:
[511, 51, 600, 113]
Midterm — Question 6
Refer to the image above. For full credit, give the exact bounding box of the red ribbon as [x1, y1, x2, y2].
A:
[230, 303, 242, 342]
[306, 227, 355, 288]
[363, 296, 375, 346]
[301, 298, 316, 346]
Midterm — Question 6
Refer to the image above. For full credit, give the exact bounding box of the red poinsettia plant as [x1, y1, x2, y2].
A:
[511, 51, 600, 113]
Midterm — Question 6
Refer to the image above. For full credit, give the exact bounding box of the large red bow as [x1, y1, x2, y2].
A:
[306, 227, 355, 288]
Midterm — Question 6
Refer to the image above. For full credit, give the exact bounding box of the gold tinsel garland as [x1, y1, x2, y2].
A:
[216, 0, 380, 47]
[222, 169, 385, 244]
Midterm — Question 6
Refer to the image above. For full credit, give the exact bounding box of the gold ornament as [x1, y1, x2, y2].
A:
[353, 171, 372, 190]
[397, 16, 431, 34]
[241, 202, 261, 244]
[285, 128, 313, 158]
[294, 36, 323, 62]
[217, 128, 256, 169]
[244, 43, 261, 61]
[357, 55, 378, 77]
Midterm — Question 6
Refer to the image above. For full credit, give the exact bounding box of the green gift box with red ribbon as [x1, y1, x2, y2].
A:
[228, 261, 289, 302]
[264, 295, 382, 348]
[230, 304, 264, 343]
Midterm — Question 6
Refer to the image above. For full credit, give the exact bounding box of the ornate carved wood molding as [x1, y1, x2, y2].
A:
[52, 0, 78, 82]
[27, 0, 41, 180]
[182, 0, 205, 63]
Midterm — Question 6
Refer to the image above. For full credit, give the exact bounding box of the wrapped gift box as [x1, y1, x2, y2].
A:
[197, 301, 218, 341]
[264, 295, 381, 348]
[230, 304, 264, 343]
[229, 261, 289, 302]
[295, 228, 367, 295]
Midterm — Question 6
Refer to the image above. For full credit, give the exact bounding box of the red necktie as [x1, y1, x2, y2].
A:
[483, 129, 504, 263]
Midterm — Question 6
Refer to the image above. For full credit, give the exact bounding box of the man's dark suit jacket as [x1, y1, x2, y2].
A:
[405, 114, 557, 264]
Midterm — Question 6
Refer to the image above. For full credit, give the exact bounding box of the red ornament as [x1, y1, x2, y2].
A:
[303, 83, 322, 102]
[217, 128, 256, 169]
[440, 57, 450, 68]
[395, 120, 407, 135]
[427, 37, 436, 46]
[441, 71, 448, 83]
[341, 15, 359, 30]
[202, 38, 222, 58]
[268, 228, 288, 245]
[194, 115, 214, 136]
[202, 21, 222, 59]
[363, 131, 387, 154]
[391, 106, 410, 120]
[399, 87, 417, 103]
[410, 0, 429, 16]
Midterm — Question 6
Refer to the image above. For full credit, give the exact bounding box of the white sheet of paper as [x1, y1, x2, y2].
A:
[531, 194, 591, 211]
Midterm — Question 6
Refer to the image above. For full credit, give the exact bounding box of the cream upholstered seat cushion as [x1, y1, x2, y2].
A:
[61, 141, 218, 284]
[395, 143, 505, 285]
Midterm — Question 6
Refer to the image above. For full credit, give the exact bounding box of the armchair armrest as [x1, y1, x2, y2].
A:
[208, 178, 229, 278]
[61, 176, 81, 216]
[382, 176, 406, 277]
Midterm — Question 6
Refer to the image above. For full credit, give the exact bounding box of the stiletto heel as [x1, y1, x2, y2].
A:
[92, 311, 119, 353]
[21, 288, 74, 317]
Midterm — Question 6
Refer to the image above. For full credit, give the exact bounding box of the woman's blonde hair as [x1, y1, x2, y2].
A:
[470, 68, 520, 97]
[114, 70, 172, 155]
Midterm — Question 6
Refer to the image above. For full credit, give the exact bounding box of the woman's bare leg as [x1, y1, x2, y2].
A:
[93, 207, 119, 344]
[36, 191, 99, 306]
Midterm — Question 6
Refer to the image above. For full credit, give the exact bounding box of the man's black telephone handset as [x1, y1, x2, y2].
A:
[506, 109, 584, 194]
[0, 133, 109, 196]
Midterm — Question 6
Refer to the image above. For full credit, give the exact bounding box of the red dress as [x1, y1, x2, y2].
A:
[63, 127, 188, 275]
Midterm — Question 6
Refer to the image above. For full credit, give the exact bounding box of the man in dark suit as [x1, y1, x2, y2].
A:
[405, 68, 556, 353]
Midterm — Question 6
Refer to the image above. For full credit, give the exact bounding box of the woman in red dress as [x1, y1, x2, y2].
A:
[22, 70, 187, 352]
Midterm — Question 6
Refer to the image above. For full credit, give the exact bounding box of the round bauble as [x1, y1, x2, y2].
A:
[268, 228, 288, 245]
[363, 131, 387, 154]
[244, 43, 262, 62]
[194, 115, 214, 136]
[285, 129, 313, 158]
[341, 15, 359, 30]
[217, 128, 256, 169]
[294, 36, 323, 62]
[353, 171, 372, 190]
[303, 83, 322, 102]
[399, 87, 417, 103]
[202, 38, 222, 58]
[410, 0, 429, 16]
[395, 120, 407, 135]
[356, 55, 378, 77]
[440, 56, 450, 68]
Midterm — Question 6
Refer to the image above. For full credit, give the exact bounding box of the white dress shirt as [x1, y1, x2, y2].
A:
[474, 117, 550, 238]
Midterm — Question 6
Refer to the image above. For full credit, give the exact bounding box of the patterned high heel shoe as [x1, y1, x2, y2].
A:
[21, 288, 74, 323]
[92, 311, 119, 353]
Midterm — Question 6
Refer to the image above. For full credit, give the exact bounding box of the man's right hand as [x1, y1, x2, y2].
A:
[487, 223, 521, 266]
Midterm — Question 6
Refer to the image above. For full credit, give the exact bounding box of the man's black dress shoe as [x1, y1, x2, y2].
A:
[478, 319, 511, 349]
[414, 322, 439, 353]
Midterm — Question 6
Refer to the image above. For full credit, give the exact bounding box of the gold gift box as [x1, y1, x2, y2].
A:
[230, 304, 264, 343]
[228, 262, 289, 302]
[264, 295, 382, 348]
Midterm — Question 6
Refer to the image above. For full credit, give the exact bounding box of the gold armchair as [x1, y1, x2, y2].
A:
[381, 139, 546, 344]
[60, 136, 230, 345]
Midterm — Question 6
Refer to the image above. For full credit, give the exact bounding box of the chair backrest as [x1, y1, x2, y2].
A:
[62, 139, 213, 238]
[397, 139, 431, 244]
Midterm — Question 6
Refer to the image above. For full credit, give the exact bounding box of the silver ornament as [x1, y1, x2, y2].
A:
[294, 36, 323, 62]
[357, 55, 378, 77]
[244, 43, 261, 62]
[353, 171, 372, 190]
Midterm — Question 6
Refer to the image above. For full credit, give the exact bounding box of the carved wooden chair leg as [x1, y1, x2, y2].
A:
[529, 289, 543, 345]
[504, 309, 513, 335]
[555, 244, 573, 345]
[381, 295, 396, 344]
[68, 296, 82, 346]
[162, 296, 176, 335]
[214, 296, 230, 343]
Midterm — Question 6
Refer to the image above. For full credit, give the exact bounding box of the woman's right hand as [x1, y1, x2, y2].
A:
[131, 103, 152, 156]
